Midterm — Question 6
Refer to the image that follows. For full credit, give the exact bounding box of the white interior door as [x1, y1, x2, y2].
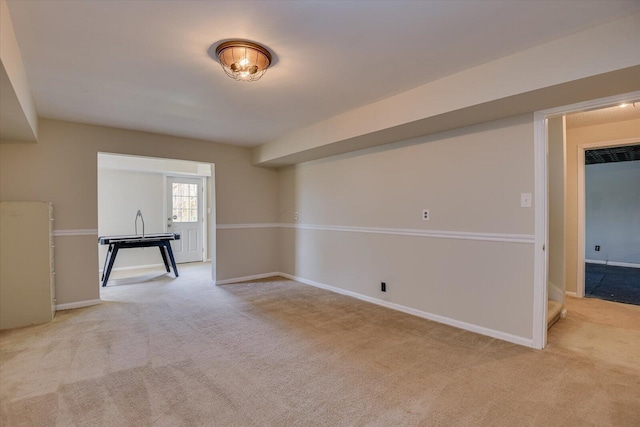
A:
[167, 176, 203, 264]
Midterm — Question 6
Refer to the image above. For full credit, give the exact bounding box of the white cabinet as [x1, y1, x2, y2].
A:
[0, 202, 55, 329]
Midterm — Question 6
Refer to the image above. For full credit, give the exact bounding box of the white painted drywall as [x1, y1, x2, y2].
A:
[585, 160, 640, 264]
[278, 114, 536, 341]
[97, 169, 165, 269]
[98, 153, 211, 176]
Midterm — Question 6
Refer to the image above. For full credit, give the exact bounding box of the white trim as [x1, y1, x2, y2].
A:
[161, 171, 211, 178]
[283, 223, 535, 243]
[608, 261, 640, 269]
[565, 291, 578, 298]
[98, 263, 165, 274]
[209, 164, 217, 282]
[53, 229, 98, 237]
[56, 299, 101, 311]
[532, 111, 548, 350]
[217, 223, 535, 244]
[217, 223, 281, 230]
[215, 272, 280, 285]
[202, 177, 208, 261]
[279, 272, 533, 348]
[586, 259, 640, 269]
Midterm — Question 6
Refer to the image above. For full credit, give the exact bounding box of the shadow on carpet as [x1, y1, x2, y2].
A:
[585, 263, 640, 306]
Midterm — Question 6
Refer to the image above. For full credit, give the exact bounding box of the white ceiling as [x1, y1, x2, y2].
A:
[7, 0, 640, 147]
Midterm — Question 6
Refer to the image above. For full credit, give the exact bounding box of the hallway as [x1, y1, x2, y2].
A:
[585, 263, 640, 306]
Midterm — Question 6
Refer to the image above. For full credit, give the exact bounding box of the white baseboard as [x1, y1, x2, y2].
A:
[278, 272, 533, 348]
[585, 259, 640, 269]
[98, 263, 165, 274]
[215, 272, 281, 285]
[565, 291, 578, 298]
[56, 299, 101, 311]
[547, 280, 564, 302]
[608, 261, 640, 269]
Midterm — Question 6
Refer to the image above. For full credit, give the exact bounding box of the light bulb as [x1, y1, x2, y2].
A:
[239, 58, 249, 67]
[619, 103, 629, 108]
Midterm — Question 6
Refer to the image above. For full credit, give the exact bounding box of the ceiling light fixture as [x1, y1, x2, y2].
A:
[215, 40, 272, 82]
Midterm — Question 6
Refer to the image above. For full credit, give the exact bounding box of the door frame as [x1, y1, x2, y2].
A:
[163, 173, 208, 262]
[576, 137, 640, 298]
[532, 90, 640, 349]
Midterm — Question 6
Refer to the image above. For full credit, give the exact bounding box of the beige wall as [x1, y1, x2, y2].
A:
[565, 118, 640, 294]
[277, 114, 536, 340]
[0, 119, 280, 304]
[0, 0, 38, 141]
[547, 116, 566, 301]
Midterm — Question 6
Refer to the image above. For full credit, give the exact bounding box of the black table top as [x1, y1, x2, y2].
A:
[98, 233, 180, 245]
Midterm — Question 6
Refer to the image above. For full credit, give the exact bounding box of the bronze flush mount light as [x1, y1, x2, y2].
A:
[215, 40, 272, 82]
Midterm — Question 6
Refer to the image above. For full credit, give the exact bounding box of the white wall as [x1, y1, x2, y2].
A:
[97, 169, 166, 269]
[585, 160, 640, 264]
[278, 114, 536, 344]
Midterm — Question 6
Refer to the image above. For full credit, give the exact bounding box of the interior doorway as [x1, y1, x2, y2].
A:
[578, 143, 640, 305]
[533, 90, 640, 349]
[97, 153, 214, 288]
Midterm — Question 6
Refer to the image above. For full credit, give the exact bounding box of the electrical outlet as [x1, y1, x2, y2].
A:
[381, 282, 386, 292]
[293, 212, 299, 221]
[422, 209, 430, 221]
[595, 245, 600, 251]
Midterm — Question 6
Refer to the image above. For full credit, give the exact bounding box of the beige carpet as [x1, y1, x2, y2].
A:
[1, 263, 639, 426]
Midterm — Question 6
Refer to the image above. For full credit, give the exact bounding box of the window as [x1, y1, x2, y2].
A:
[172, 183, 198, 222]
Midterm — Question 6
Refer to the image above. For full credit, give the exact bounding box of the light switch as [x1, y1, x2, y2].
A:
[521, 193, 532, 208]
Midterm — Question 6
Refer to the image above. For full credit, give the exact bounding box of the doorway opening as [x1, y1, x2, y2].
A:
[578, 143, 640, 305]
[97, 152, 214, 289]
[533, 90, 640, 349]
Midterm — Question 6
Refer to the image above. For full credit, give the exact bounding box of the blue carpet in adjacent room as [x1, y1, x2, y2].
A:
[585, 263, 640, 306]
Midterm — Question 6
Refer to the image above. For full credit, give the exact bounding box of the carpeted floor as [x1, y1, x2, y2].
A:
[585, 262, 640, 305]
[1, 263, 639, 426]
